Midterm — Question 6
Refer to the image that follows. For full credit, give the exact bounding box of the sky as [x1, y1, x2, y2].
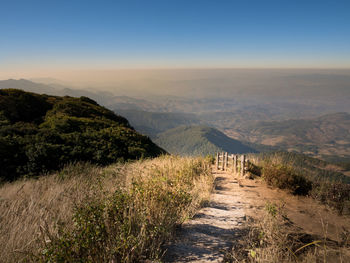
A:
[1, 0, 350, 79]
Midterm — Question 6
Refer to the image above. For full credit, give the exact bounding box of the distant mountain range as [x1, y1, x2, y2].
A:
[115, 108, 350, 161]
[1, 79, 350, 161]
[154, 126, 256, 156]
[0, 79, 114, 105]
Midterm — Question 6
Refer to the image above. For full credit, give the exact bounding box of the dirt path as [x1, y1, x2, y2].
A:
[164, 170, 247, 262]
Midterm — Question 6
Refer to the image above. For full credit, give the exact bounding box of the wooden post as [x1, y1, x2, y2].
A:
[233, 155, 237, 174]
[245, 159, 250, 174]
[224, 152, 228, 171]
[222, 152, 226, 171]
[227, 154, 229, 171]
[223, 152, 226, 171]
[216, 152, 219, 170]
[221, 152, 224, 170]
[241, 155, 245, 177]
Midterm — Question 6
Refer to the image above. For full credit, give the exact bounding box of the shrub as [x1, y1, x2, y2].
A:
[262, 164, 312, 195]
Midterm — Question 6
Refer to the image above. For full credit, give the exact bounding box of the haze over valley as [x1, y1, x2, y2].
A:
[2, 70, 349, 162]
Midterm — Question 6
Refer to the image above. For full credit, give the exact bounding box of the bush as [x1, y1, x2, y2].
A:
[262, 164, 312, 195]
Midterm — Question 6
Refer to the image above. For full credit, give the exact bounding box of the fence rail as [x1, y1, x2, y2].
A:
[215, 152, 249, 176]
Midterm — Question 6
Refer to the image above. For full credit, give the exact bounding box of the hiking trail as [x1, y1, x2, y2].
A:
[164, 169, 247, 262]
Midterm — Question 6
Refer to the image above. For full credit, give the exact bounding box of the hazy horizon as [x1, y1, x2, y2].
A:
[2, 68, 350, 92]
[1, 1, 349, 112]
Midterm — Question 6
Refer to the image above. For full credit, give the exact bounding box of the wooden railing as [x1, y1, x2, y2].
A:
[215, 152, 249, 176]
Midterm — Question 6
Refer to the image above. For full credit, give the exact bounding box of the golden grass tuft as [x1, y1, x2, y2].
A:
[0, 156, 214, 263]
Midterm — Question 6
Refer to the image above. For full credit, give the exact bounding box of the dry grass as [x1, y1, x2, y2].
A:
[225, 202, 350, 263]
[0, 162, 101, 262]
[0, 156, 214, 263]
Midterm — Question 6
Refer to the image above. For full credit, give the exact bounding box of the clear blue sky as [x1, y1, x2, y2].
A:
[1, 0, 350, 73]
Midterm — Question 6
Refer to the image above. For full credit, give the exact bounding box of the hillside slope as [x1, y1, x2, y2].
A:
[0, 89, 164, 180]
[154, 126, 256, 156]
[115, 109, 201, 137]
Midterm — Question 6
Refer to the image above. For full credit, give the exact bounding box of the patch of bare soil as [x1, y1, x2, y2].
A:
[240, 176, 350, 243]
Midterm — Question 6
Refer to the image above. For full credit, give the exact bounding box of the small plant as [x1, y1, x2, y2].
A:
[265, 202, 278, 217]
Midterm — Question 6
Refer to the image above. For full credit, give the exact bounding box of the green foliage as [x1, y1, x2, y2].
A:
[41, 199, 108, 263]
[265, 202, 278, 217]
[0, 89, 165, 181]
[262, 164, 312, 195]
[0, 89, 53, 123]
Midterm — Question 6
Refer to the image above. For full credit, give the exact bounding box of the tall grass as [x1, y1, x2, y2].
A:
[0, 156, 213, 263]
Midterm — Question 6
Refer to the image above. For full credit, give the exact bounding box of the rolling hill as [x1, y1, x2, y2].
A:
[0, 89, 164, 180]
[154, 126, 256, 156]
[224, 112, 350, 161]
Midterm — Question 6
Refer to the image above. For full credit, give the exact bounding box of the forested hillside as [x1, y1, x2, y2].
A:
[0, 89, 164, 180]
[154, 126, 256, 156]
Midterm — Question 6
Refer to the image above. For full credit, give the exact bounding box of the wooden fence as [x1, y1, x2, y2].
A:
[215, 152, 249, 176]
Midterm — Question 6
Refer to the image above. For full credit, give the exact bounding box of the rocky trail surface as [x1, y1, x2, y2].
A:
[164, 170, 247, 262]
